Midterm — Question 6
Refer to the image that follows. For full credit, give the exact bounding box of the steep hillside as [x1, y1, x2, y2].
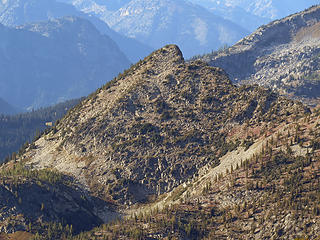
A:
[73, 107, 320, 239]
[201, 5, 320, 104]
[105, 0, 249, 58]
[0, 98, 81, 163]
[0, 44, 313, 239]
[0, 97, 19, 115]
[0, 0, 152, 62]
[0, 161, 104, 236]
[22, 45, 307, 208]
[0, 17, 130, 110]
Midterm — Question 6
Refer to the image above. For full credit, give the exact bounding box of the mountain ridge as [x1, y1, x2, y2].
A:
[0, 44, 316, 239]
[190, 0, 320, 20]
[105, 0, 249, 58]
[0, 16, 130, 110]
[200, 5, 320, 104]
[22, 45, 308, 207]
[0, 0, 153, 62]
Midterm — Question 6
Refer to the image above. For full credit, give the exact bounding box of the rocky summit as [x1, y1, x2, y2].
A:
[22, 44, 307, 208]
[0, 44, 316, 239]
[201, 5, 320, 105]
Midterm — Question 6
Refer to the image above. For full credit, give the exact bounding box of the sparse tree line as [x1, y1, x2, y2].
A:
[0, 98, 81, 162]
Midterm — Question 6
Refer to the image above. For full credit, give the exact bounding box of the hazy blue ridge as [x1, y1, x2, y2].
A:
[105, 0, 249, 58]
[189, 0, 320, 30]
[0, 17, 130, 110]
[0, 0, 153, 62]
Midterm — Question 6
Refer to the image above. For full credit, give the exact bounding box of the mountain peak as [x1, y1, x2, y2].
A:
[144, 44, 184, 67]
[21, 43, 308, 209]
[0, 40, 310, 235]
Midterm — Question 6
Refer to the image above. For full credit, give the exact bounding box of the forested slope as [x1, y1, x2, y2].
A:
[0, 98, 81, 162]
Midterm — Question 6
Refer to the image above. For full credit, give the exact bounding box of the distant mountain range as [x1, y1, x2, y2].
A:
[0, 0, 153, 62]
[188, 0, 269, 31]
[2, 0, 316, 61]
[57, 0, 249, 58]
[190, 0, 319, 30]
[219, 0, 318, 19]
[57, 0, 131, 15]
[105, 0, 249, 58]
[0, 17, 130, 110]
[56, 0, 319, 56]
[199, 5, 320, 105]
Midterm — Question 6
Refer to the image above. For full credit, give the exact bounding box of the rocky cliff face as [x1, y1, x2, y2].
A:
[22, 45, 307, 208]
[201, 5, 320, 104]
